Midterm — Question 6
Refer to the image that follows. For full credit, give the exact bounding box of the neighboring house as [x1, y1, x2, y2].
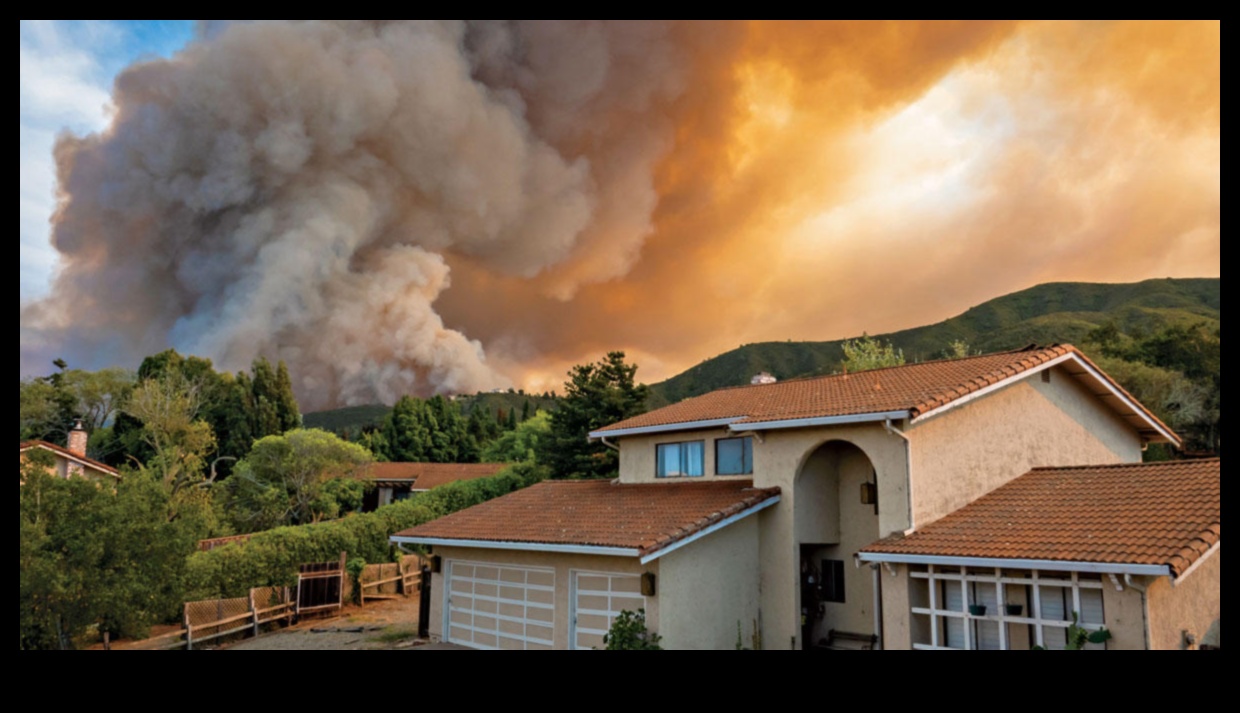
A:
[361, 462, 509, 511]
[393, 345, 1216, 650]
[20, 421, 119, 482]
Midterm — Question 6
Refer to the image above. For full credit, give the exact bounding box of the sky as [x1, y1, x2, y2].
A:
[18, 21, 1220, 409]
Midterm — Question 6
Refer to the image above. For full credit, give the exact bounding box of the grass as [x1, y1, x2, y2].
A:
[370, 625, 419, 644]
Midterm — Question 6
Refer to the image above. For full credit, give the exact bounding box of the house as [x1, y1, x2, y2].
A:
[360, 462, 509, 511]
[20, 421, 119, 482]
[392, 345, 1219, 649]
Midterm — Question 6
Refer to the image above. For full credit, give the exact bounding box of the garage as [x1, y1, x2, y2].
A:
[571, 572, 646, 650]
[444, 560, 555, 650]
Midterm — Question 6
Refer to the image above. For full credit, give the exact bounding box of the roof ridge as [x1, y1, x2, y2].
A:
[1029, 457, 1221, 471]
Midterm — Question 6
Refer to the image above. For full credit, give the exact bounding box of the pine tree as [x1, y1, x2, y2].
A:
[539, 352, 649, 479]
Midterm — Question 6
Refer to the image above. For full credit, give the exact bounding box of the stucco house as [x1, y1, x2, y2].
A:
[391, 345, 1220, 650]
[20, 421, 119, 482]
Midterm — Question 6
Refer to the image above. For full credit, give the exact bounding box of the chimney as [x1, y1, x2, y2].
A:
[68, 419, 88, 458]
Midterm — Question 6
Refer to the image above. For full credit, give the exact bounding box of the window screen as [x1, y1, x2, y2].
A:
[821, 559, 846, 603]
[656, 441, 704, 477]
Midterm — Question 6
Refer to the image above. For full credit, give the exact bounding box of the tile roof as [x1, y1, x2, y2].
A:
[20, 440, 120, 477]
[393, 479, 781, 557]
[862, 459, 1220, 577]
[593, 345, 1177, 443]
[362, 462, 508, 489]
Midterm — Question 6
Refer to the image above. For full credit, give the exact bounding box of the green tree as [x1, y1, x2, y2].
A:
[946, 339, 973, 359]
[226, 428, 373, 532]
[482, 411, 551, 463]
[539, 352, 649, 479]
[840, 334, 905, 372]
[20, 453, 196, 649]
[383, 396, 431, 461]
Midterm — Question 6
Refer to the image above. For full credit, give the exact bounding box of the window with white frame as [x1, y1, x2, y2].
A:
[908, 566, 1107, 650]
[656, 441, 704, 478]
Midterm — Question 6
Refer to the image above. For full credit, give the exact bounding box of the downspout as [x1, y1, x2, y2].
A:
[600, 436, 620, 451]
[1124, 574, 1151, 650]
[871, 564, 883, 650]
[883, 418, 914, 535]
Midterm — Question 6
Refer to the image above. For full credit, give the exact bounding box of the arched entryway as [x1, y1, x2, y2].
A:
[794, 440, 880, 649]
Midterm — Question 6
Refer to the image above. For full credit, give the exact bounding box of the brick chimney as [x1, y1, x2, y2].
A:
[67, 419, 88, 458]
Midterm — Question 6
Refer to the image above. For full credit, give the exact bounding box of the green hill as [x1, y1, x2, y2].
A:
[647, 277, 1220, 406]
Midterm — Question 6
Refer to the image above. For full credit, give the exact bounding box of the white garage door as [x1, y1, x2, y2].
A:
[571, 572, 646, 650]
[444, 561, 555, 650]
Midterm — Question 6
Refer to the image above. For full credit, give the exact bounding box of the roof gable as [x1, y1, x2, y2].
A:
[861, 458, 1220, 577]
[591, 345, 1177, 444]
[19, 440, 120, 477]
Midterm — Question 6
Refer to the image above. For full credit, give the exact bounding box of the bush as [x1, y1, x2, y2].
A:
[602, 609, 662, 650]
[183, 462, 547, 601]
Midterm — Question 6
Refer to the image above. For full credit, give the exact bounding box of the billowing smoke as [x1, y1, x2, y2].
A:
[23, 21, 691, 408]
[22, 21, 1219, 408]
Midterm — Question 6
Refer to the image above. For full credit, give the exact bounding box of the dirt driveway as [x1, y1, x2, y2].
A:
[226, 593, 452, 650]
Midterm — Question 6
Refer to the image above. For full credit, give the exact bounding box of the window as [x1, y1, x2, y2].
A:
[656, 441, 704, 478]
[715, 437, 753, 475]
[909, 566, 1107, 650]
[821, 559, 846, 603]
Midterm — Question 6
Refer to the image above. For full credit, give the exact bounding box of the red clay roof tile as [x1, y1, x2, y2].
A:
[362, 462, 508, 489]
[862, 459, 1220, 577]
[393, 479, 780, 557]
[594, 345, 1176, 443]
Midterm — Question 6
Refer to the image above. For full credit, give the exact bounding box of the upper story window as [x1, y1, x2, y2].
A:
[656, 441, 704, 478]
[716, 436, 754, 475]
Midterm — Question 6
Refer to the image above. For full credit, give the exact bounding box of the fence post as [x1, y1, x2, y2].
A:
[250, 588, 260, 638]
[339, 551, 347, 609]
[184, 604, 193, 651]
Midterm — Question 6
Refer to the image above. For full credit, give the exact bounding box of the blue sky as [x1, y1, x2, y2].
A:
[19, 20, 194, 301]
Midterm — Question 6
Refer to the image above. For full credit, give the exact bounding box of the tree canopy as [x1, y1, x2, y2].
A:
[840, 334, 905, 372]
[539, 352, 649, 479]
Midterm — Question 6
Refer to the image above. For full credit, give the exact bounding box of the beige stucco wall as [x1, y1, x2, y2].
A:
[1146, 549, 1221, 650]
[426, 546, 657, 650]
[1101, 580, 1149, 650]
[907, 366, 1143, 528]
[658, 514, 761, 650]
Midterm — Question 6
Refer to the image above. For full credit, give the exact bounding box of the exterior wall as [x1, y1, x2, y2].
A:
[20, 449, 97, 481]
[426, 546, 657, 650]
[658, 515, 761, 650]
[617, 427, 755, 484]
[1146, 548, 1221, 650]
[1101, 580, 1148, 650]
[907, 366, 1143, 528]
[879, 564, 912, 650]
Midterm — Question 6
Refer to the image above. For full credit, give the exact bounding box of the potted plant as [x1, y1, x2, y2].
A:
[1005, 603, 1024, 616]
[968, 603, 987, 616]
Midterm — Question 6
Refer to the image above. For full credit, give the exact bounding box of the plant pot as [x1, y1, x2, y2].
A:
[1005, 604, 1023, 616]
[968, 604, 987, 616]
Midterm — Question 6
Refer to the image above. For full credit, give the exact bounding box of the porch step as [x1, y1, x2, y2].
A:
[819, 629, 878, 650]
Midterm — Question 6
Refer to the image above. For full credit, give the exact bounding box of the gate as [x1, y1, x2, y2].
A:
[297, 552, 346, 616]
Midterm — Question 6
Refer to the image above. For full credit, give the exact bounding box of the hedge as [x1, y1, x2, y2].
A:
[184, 462, 547, 601]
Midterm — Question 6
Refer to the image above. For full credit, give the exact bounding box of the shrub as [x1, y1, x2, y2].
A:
[183, 462, 547, 600]
[602, 609, 662, 650]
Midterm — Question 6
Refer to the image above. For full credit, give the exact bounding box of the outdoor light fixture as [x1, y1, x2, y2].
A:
[860, 482, 878, 505]
[641, 572, 657, 596]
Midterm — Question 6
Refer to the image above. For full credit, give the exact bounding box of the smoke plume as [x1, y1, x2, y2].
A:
[22, 21, 1219, 408]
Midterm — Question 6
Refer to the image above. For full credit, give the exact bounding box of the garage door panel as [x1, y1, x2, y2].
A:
[571, 572, 646, 650]
[445, 560, 556, 650]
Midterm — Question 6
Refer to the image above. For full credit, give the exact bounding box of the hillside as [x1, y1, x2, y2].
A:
[647, 278, 1219, 406]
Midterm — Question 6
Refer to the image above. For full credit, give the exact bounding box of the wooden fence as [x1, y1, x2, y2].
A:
[359, 554, 423, 605]
[196, 533, 253, 552]
[128, 586, 294, 650]
[296, 553, 346, 616]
